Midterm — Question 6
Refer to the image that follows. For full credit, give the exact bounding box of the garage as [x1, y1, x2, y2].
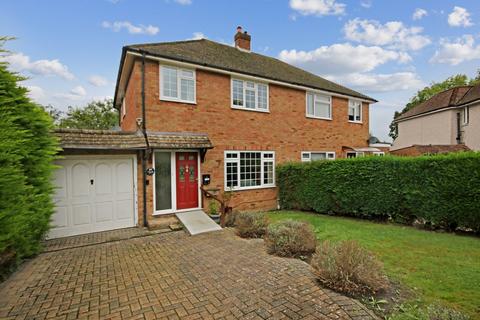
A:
[49, 156, 137, 239]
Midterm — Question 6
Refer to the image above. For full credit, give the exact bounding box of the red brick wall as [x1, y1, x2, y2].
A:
[124, 59, 370, 220]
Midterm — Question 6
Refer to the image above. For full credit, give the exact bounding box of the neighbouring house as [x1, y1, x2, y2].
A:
[392, 83, 480, 153]
[51, 27, 376, 238]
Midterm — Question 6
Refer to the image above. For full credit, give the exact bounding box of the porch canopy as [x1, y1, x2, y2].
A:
[55, 129, 213, 153]
[342, 146, 382, 153]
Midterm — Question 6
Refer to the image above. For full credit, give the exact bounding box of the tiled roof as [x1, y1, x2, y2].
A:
[391, 144, 471, 156]
[125, 39, 375, 102]
[458, 82, 480, 106]
[395, 86, 472, 121]
[54, 129, 213, 150]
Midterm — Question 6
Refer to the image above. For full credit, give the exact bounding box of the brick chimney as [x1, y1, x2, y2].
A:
[234, 26, 251, 51]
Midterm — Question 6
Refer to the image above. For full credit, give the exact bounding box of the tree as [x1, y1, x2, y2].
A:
[59, 99, 118, 130]
[389, 72, 480, 140]
[0, 37, 58, 272]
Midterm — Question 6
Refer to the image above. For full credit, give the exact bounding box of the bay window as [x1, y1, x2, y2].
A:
[231, 78, 268, 112]
[306, 93, 332, 119]
[160, 65, 196, 103]
[225, 151, 275, 190]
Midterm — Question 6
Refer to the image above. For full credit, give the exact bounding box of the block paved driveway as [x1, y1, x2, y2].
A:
[0, 229, 375, 320]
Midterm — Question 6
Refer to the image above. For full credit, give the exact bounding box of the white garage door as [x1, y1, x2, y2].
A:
[49, 156, 136, 239]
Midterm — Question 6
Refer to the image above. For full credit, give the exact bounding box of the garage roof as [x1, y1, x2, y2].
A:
[54, 129, 213, 150]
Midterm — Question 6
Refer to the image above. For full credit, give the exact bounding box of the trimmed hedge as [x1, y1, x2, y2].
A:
[0, 57, 58, 273]
[277, 153, 480, 231]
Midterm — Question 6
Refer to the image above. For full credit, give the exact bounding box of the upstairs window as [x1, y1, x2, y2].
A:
[301, 151, 335, 162]
[231, 79, 268, 112]
[348, 100, 362, 122]
[224, 151, 275, 190]
[160, 65, 196, 103]
[463, 106, 469, 124]
[306, 93, 332, 119]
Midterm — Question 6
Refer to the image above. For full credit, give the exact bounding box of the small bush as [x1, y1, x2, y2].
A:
[311, 240, 388, 296]
[265, 220, 317, 258]
[235, 212, 269, 238]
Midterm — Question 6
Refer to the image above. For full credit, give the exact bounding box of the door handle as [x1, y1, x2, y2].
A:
[90, 179, 94, 185]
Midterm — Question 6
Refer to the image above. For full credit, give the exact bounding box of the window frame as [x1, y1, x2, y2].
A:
[301, 151, 336, 162]
[348, 99, 363, 123]
[372, 151, 385, 156]
[306, 92, 332, 120]
[346, 151, 364, 158]
[224, 150, 275, 191]
[159, 64, 196, 104]
[230, 78, 269, 113]
[463, 106, 469, 125]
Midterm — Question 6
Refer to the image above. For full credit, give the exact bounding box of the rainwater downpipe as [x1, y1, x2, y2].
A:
[141, 52, 150, 228]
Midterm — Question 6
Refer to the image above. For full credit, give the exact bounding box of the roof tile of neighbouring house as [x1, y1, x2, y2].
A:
[395, 86, 472, 121]
[54, 129, 213, 150]
[457, 82, 480, 106]
[392, 144, 471, 156]
[125, 39, 375, 102]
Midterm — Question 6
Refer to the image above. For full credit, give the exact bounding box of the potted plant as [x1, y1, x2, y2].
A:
[208, 200, 221, 223]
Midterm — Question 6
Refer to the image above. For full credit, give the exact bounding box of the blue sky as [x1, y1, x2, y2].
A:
[2, 0, 480, 141]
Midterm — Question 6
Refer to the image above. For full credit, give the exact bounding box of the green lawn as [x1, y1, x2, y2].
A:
[268, 211, 480, 319]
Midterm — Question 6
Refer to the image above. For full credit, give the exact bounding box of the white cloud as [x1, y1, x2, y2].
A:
[1, 52, 74, 80]
[448, 6, 473, 27]
[88, 75, 108, 87]
[279, 43, 411, 75]
[190, 32, 206, 40]
[101, 21, 159, 35]
[26, 85, 46, 102]
[289, 0, 346, 16]
[327, 72, 423, 92]
[70, 86, 86, 96]
[430, 35, 480, 65]
[412, 8, 427, 20]
[344, 18, 431, 51]
[360, 0, 372, 9]
[174, 0, 192, 4]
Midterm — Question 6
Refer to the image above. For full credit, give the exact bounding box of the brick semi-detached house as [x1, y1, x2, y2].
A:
[51, 27, 378, 238]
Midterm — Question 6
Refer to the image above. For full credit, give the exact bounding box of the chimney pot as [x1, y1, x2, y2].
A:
[234, 26, 251, 51]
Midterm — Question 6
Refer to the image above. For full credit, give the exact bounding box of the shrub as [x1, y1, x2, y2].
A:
[0, 41, 58, 275]
[235, 212, 269, 238]
[276, 154, 480, 232]
[311, 240, 388, 296]
[265, 220, 316, 258]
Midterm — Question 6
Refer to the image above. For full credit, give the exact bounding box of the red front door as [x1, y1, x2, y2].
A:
[176, 152, 199, 210]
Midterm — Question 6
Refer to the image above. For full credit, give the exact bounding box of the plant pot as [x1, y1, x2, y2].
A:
[209, 214, 221, 224]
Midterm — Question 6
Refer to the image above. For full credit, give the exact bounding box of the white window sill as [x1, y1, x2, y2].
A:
[231, 106, 270, 113]
[160, 97, 197, 105]
[224, 184, 276, 192]
[348, 120, 363, 124]
[306, 115, 332, 121]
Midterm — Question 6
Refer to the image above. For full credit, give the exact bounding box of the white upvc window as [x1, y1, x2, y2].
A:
[306, 92, 332, 119]
[224, 151, 275, 190]
[160, 65, 196, 103]
[301, 151, 335, 162]
[346, 151, 364, 158]
[373, 152, 385, 156]
[463, 106, 469, 125]
[348, 100, 362, 123]
[231, 78, 269, 112]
